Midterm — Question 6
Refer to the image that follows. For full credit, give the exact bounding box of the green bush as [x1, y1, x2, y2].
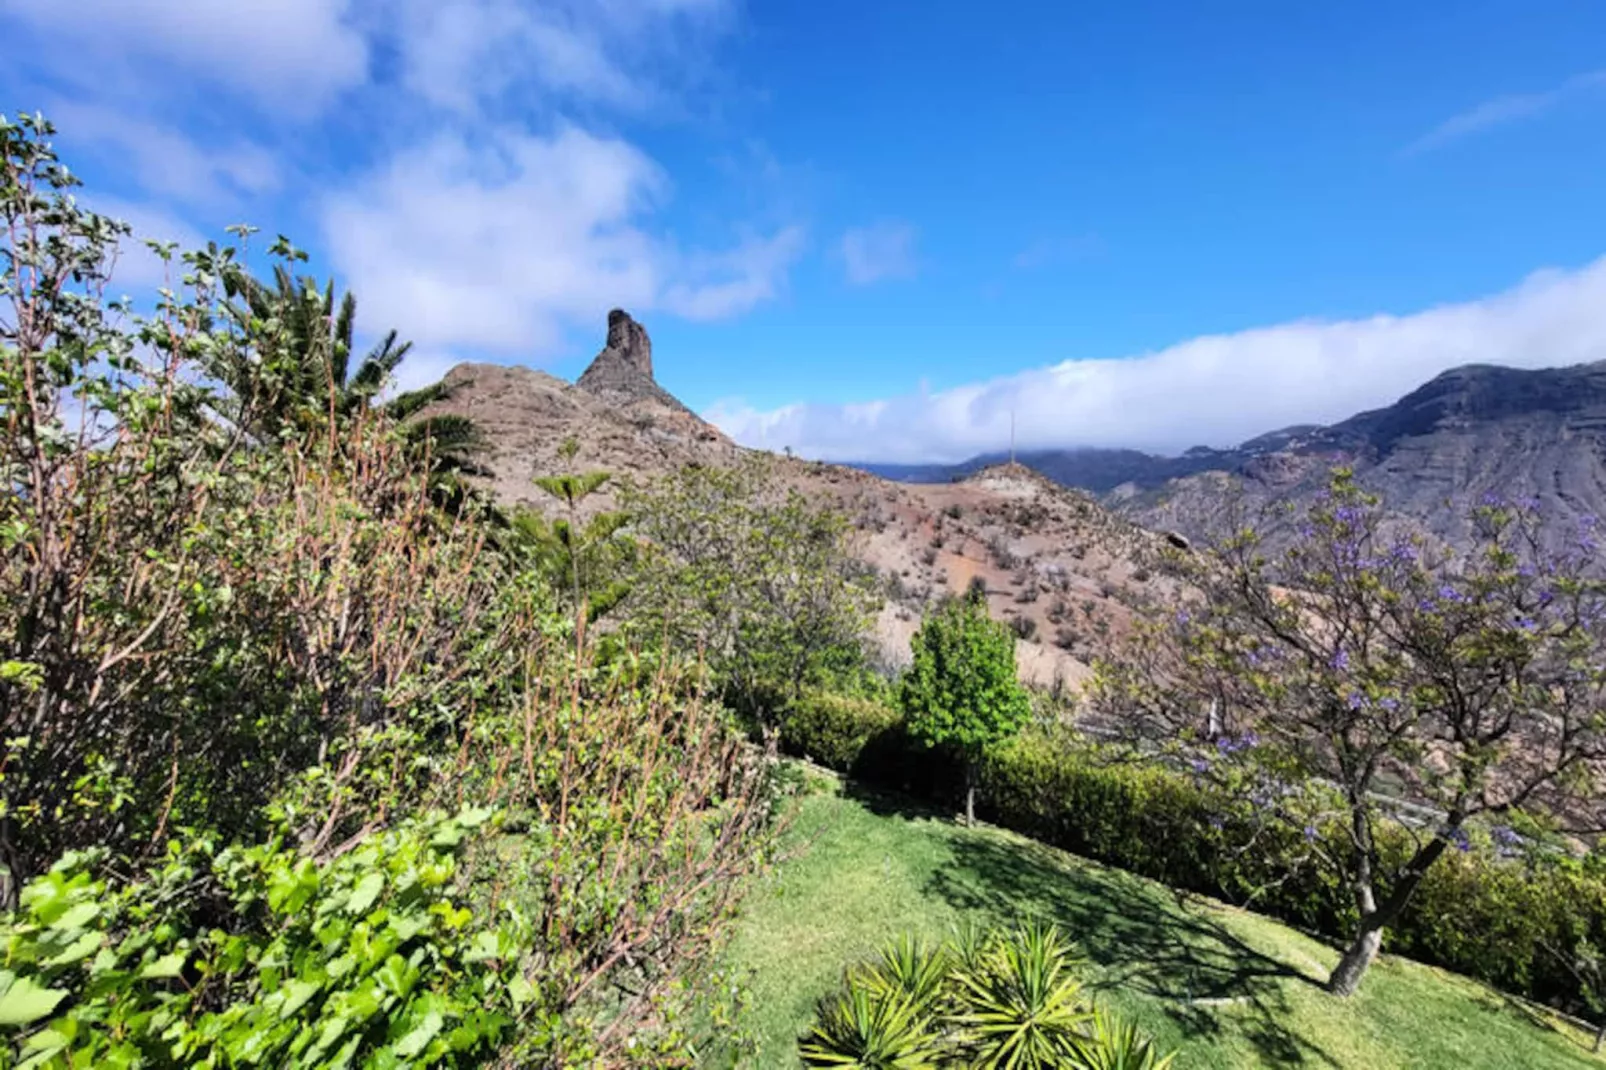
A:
[782, 692, 903, 773]
[0, 810, 527, 1069]
[777, 699, 1606, 1017]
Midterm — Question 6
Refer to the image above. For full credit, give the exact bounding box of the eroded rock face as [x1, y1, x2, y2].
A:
[575, 309, 690, 413]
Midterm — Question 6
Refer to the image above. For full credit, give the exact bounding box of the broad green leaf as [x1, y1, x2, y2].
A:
[393, 1009, 444, 1058]
[347, 872, 384, 915]
[44, 931, 102, 967]
[138, 952, 186, 980]
[0, 976, 69, 1026]
[279, 978, 321, 1019]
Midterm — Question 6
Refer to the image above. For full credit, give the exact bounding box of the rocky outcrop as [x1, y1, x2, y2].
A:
[575, 309, 694, 415]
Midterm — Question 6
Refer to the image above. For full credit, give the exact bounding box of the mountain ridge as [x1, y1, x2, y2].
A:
[855, 359, 1606, 552]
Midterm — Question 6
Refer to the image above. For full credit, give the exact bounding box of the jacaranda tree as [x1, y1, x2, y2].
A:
[1097, 469, 1606, 996]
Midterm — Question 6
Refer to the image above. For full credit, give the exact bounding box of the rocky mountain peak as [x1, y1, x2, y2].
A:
[576, 309, 690, 413]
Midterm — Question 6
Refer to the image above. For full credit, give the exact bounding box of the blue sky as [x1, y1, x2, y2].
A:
[4, 0, 1606, 460]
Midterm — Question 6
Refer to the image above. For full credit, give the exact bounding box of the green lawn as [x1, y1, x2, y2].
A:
[722, 772, 1606, 1069]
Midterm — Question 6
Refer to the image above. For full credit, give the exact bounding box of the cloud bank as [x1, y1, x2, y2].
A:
[708, 257, 1606, 463]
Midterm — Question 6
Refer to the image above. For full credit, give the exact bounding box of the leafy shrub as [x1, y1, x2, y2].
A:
[901, 593, 1030, 825]
[799, 924, 1173, 1069]
[0, 114, 782, 1064]
[0, 810, 525, 1068]
[783, 692, 903, 773]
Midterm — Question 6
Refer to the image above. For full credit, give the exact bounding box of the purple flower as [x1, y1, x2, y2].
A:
[1378, 696, 1400, 712]
[1303, 824, 1319, 842]
[1445, 827, 1472, 853]
[1174, 610, 1190, 627]
[1389, 541, 1418, 565]
[1346, 691, 1366, 711]
[1493, 825, 1522, 848]
[1330, 649, 1350, 672]
[1189, 757, 1210, 775]
[1481, 491, 1504, 508]
[1207, 814, 1225, 830]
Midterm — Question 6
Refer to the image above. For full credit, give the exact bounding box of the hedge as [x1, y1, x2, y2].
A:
[778, 694, 1606, 1017]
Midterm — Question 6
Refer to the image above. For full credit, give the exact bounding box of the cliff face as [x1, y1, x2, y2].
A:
[1122, 361, 1606, 552]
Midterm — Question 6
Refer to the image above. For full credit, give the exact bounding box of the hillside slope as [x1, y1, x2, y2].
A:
[425, 312, 1184, 687]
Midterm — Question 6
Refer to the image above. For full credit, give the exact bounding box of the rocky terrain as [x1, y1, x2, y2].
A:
[868, 361, 1606, 554]
[427, 311, 1186, 689]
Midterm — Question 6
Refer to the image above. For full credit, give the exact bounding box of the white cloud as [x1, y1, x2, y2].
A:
[0, 0, 368, 115]
[708, 257, 1606, 462]
[840, 222, 918, 285]
[48, 102, 279, 207]
[322, 126, 803, 357]
[384, 0, 730, 115]
[1404, 70, 1606, 155]
[4, 0, 800, 368]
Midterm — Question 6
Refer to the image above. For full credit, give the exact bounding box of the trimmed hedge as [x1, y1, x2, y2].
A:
[779, 698, 1606, 1017]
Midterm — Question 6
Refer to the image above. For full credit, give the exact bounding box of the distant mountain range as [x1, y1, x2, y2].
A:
[857, 360, 1606, 553]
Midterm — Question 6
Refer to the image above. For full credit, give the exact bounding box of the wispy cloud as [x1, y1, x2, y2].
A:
[708, 257, 1606, 462]
[0, 0, 369, 116]
[1404, 69, 1606, 155]
[46, 101, 280, 208]
[839, 221, 919, 285]
[1012, 233, 1105, 271]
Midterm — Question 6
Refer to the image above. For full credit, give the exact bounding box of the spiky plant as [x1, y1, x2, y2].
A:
[800, 982, 941, 1069]
[1069, 1009, 1177, 1070]
[952, 922, 1093, 1069]
[865, 934, 953, 1016]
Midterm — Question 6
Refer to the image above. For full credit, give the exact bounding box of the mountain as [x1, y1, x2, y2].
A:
[859, 361, 1606, 553]
[425, 311, 1186, 688]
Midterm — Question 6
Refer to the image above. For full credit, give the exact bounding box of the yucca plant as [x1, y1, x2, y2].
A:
[866, 934, 954, 1015]
[1070, 1009, 1178, 1070]
[952, 922, 1093, 1069]
[800, 982, 942, 1069]
[801, 926, 1177, 1069]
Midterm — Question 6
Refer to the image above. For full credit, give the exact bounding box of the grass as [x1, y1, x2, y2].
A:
[721, 771, 1606, 1068]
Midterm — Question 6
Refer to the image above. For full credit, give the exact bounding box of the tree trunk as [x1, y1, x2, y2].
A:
[964, 760, 977, 827]
[1327, 918, 1384, 997]
[1326, 830, 1450, 997]
[1595, 1018, 1604, 1054]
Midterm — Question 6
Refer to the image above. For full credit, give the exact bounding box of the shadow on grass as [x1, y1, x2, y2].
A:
[840, 781, 1341, 1067]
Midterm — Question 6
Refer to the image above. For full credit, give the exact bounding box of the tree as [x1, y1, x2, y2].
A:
[901, 590, 1031, 825]
[1097, 470, 1606, 996]
[519, 438, 632, 620]
[621, 456, 875, 741]
[210, 251, 487, 500]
